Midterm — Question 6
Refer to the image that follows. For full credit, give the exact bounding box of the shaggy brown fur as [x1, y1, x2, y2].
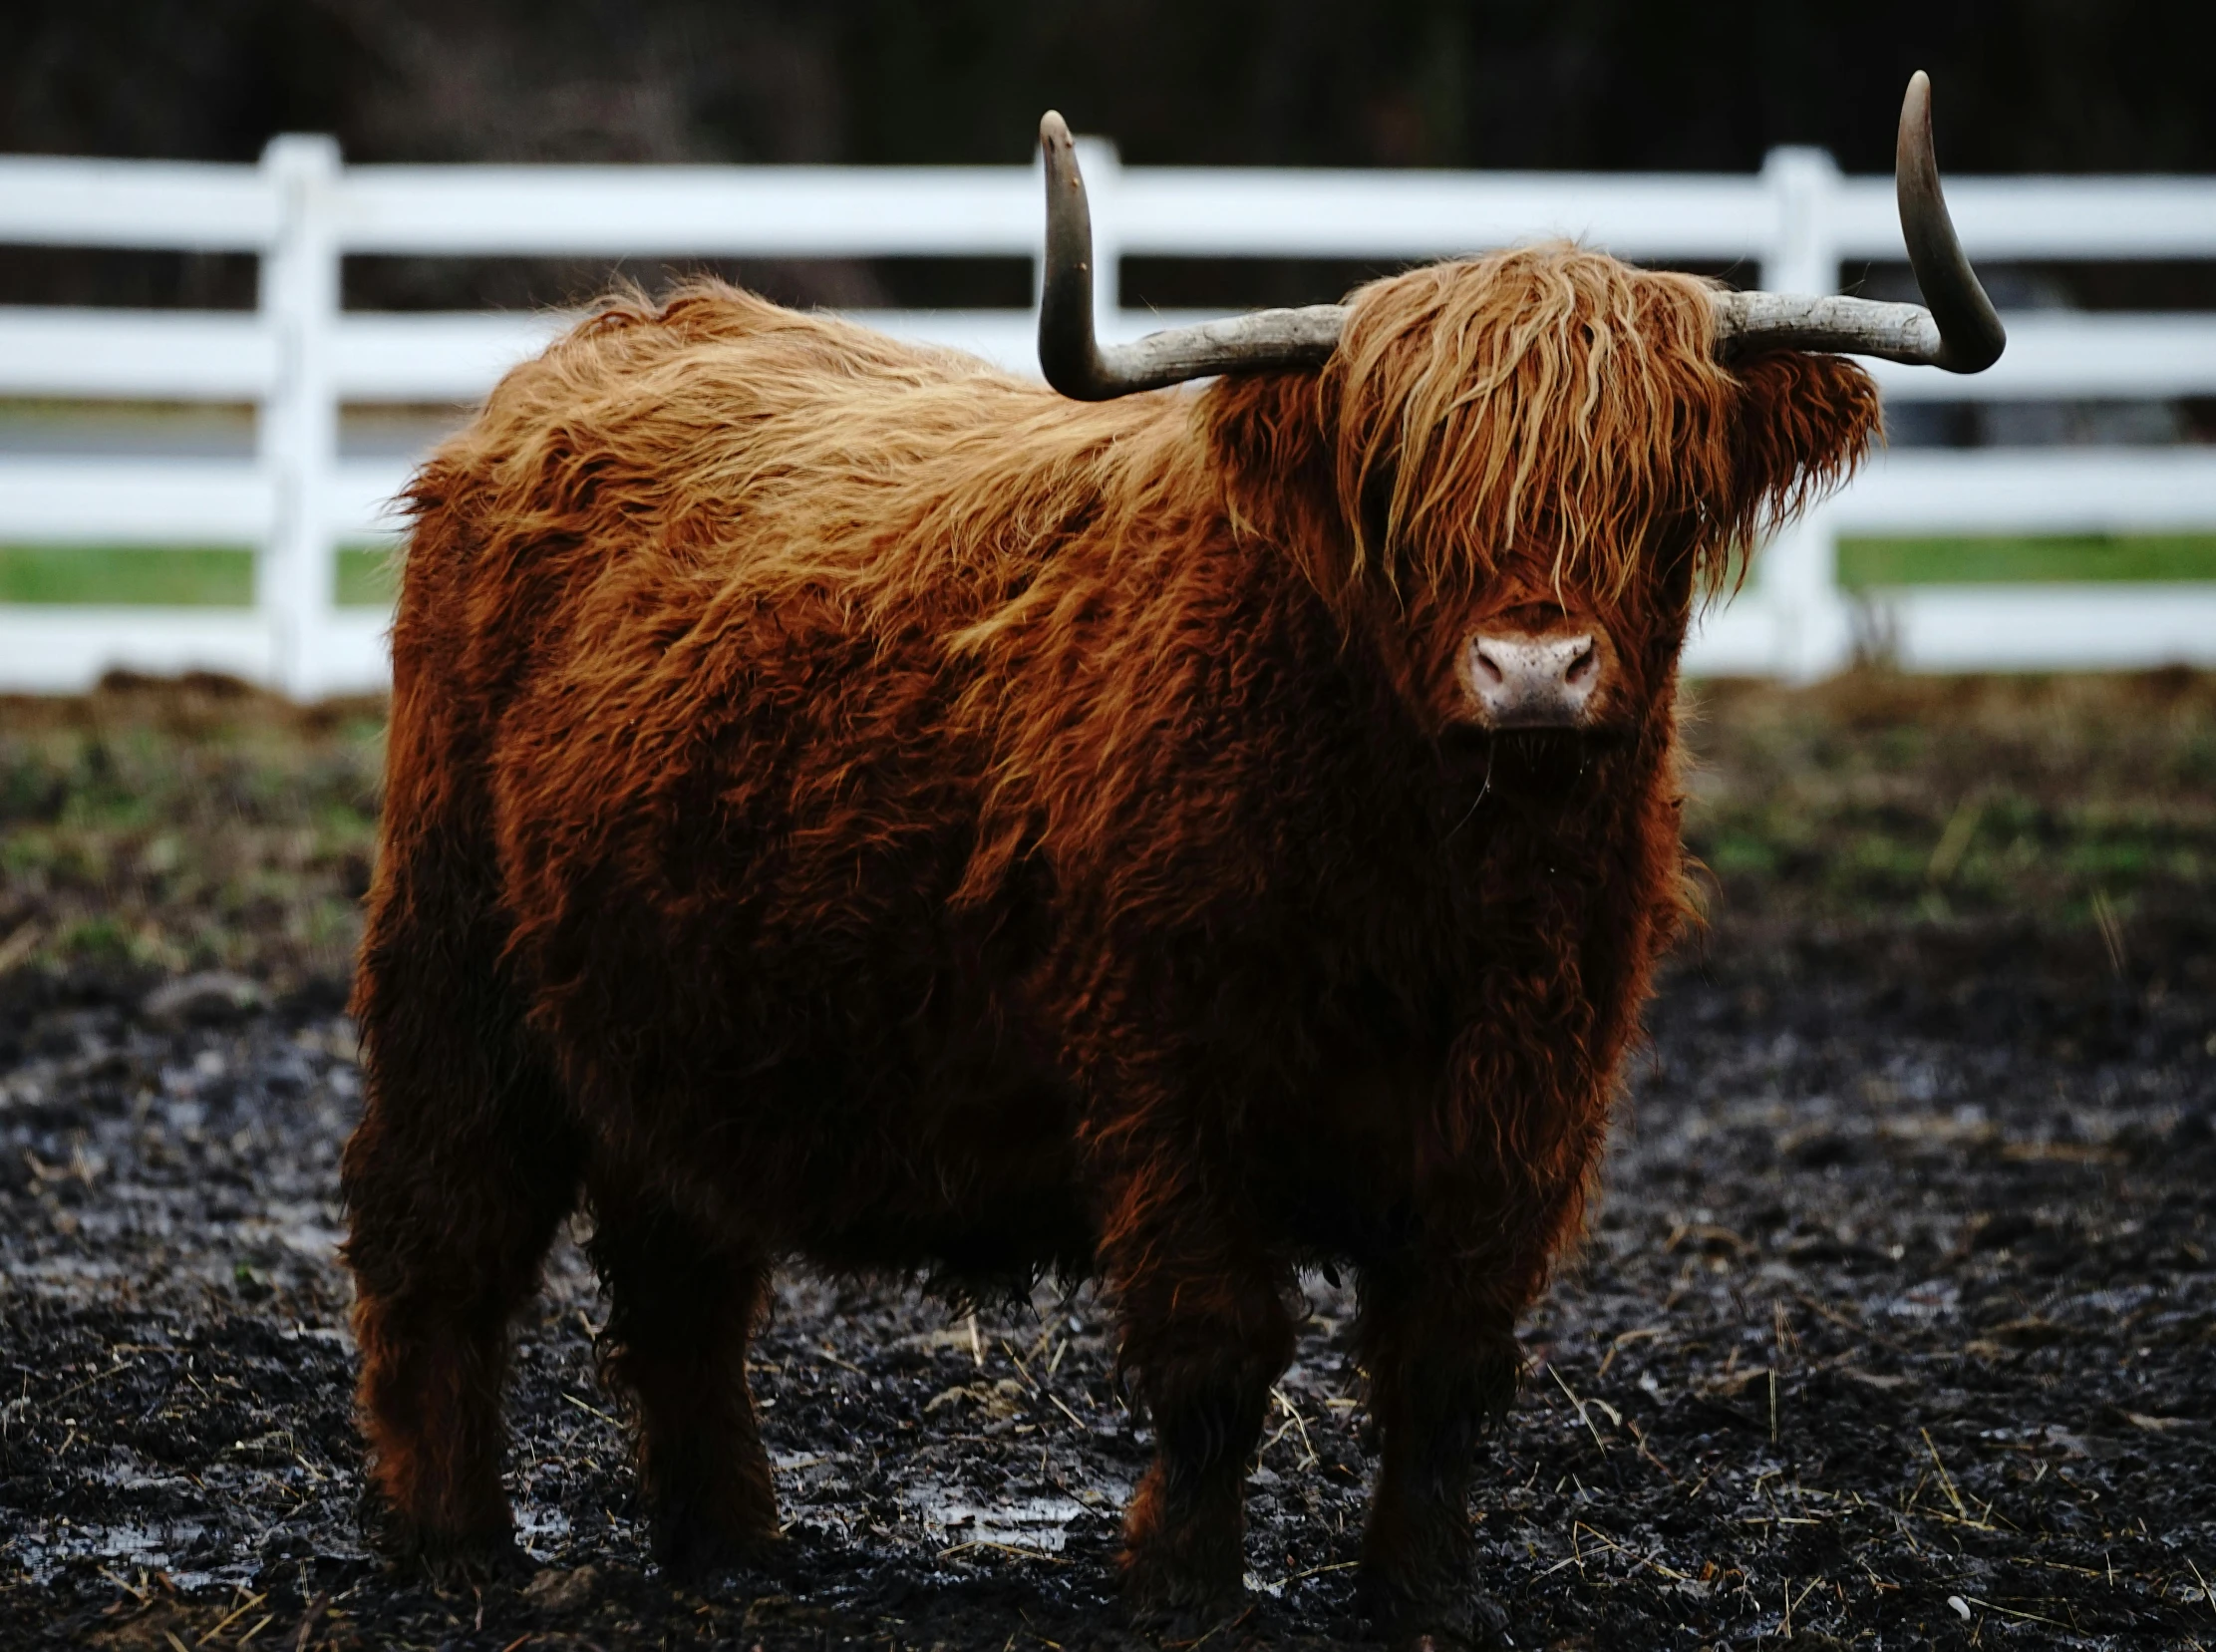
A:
[341, 244, 1878, 1638]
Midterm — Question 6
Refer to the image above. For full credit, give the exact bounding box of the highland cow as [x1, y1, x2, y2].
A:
[342, 78, 2001, 1640]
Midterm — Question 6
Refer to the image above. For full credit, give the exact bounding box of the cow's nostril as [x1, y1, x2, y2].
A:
[1464, 629, 1610, 729]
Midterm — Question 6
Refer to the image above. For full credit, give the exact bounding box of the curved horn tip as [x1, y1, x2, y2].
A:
[1040, 110, 1072, 151]
[1900, 71, 1933, 159]
[1713, 68, 2000, 373]
[1894, 67, 2007, 373]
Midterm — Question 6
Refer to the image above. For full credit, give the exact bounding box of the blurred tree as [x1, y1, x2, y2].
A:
[4, 0, 2210, 171]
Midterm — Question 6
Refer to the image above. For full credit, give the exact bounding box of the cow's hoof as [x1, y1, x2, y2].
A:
[398, 1524, 526, 1581]
[1121, 1562, 1246, 1638]
[1127, 1596, 1249, 1642]
[1358, 1571, 1509, 1651]
[368, 1497, 521, 1577]
[651, 1517, 783, 1585]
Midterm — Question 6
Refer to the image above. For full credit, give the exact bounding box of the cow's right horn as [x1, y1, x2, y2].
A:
[1038, 112, 1348, 400]
[1710, 72, 2006, 373]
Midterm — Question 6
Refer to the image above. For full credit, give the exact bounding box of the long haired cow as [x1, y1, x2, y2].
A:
[342, 77, 2002, 1640]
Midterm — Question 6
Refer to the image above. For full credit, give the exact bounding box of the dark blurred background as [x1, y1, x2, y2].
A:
[5, 0, 2214, 318]
[10, 0, 2216, 172]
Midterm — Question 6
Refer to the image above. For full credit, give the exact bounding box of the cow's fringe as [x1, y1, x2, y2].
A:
[1324, 243, 1872, 605]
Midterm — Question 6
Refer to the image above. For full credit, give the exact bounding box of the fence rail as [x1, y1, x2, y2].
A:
[2, 138, 2213, 697]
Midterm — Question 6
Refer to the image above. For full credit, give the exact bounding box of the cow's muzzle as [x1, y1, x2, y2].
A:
[1461, 627, 1612, 730]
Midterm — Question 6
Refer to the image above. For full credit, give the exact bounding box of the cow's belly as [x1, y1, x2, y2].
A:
[789, 1066, 1100, 1278]
[568, 1004, 1101, 1281]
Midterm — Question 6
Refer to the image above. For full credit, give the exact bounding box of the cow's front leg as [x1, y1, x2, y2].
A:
[1355, 1262, 1522, 1647]
[1107, 1194, 1296, 1625]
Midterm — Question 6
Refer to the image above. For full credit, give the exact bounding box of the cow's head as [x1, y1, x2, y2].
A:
[1034, 75, 2001, 748]
[1240, 246, 1887, 747]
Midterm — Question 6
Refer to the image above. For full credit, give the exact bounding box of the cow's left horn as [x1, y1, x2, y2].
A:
[1712, 72, 2006, 372]
[1038, 112, 1348, 400]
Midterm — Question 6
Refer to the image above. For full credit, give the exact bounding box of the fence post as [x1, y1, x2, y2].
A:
[1758, 147, 1853, 681]
[259, 135, 342, 702]
[1763, 501, 1854, 682]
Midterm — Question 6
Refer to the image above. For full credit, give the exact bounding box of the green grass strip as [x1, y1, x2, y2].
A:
[0, 543, 400, 609]
[1838, 533, 2216, 588]
[0, 544, 253, 607]
[336, 543, 401, 607]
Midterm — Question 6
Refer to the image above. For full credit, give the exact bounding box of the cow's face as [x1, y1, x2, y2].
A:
[1202, 249, 1882, 753]
[1390, 532, 1700, 746]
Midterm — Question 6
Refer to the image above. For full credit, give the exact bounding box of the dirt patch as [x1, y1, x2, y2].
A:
[1, 674, 2213, 1649]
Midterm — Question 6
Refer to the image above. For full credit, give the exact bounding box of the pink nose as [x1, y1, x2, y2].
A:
[1465, 632, 1605, 728]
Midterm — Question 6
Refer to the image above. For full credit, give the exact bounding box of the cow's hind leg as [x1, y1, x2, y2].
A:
[587, 1184, 778, 1578]
[342, 1031, 580, 1560]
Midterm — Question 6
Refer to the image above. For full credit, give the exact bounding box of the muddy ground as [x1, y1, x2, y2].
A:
[1, 672, 2213, 1650]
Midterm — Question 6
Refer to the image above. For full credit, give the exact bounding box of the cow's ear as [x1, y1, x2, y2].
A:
[1201, 372, 1350, 596]
[1728, 350, 1883, 528]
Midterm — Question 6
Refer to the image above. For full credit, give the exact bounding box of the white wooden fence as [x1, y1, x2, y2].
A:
[2, 137, 2214, 697]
